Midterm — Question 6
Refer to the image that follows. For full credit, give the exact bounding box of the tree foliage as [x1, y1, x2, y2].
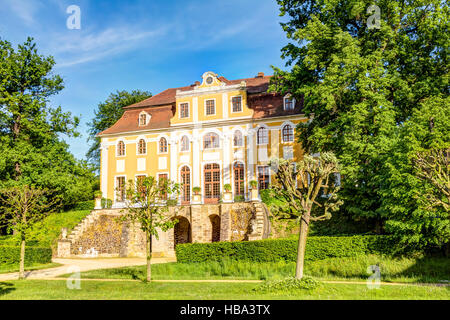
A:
[269, 153, 342, 279]
[119, 176, 180, 281]
[0, 185, 56, 279]
[86, 90, 151, 168]
[272, 0, 449, 250]
[0, 37, 97, 211]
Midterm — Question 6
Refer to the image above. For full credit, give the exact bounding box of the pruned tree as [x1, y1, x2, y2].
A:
[269, 153, 342, 279]
[119, 176, 180, 282]
[0, 186, 57, 279]
[413, 148, 449, 212]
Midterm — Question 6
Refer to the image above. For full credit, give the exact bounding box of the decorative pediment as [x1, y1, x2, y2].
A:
[199, 71, 224, 88]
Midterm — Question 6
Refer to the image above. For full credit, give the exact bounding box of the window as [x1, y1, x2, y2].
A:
[116, 176, 125, 202]
[159, 137, 168, 153]
[205, 99, 215, 115]
[234, 162, 245, 196]
[282, 124, 294, 142]
[180, 166, 190, 204]
[117, 141, 125, 156]
[258, 166, 270, 190]
[257, 127, 268, 145]
[203, 133, 219, 149]
[232, 96, 242, 112]
[138, 139, 146, 154]
[180, 135, 189, 152]
[233, 130, 243, 147]
[180, 103, 189, 118]
[139, 113, 147, 126]
[284, 96, 295, 110]
[158, 173, 168, 200]
[136, 175, 147, 199]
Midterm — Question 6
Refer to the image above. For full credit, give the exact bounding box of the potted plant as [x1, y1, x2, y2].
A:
[192, 187, 202, 204]
[94, 190, 103, 209]
[223, 184, 232, 203]
[249, 180, 259, 201]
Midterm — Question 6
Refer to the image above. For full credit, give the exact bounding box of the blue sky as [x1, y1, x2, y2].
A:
[0, 0, 290, 160]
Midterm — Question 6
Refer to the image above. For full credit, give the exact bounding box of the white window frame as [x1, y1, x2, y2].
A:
[116, 139, 126, 157]
[256, 125, 269, 146]
[179, 102, 190, 119]
[204, 98, 217, 116]
[138, 111, 150, 126]
[157, 136, 169, 155]
[136, 138, 147, 155]
[283, 94, 296, 111]
[282, 124, 294, 143]
[231, 95, 243, 113]
[233, 130, 244, 148]
[180, 135, 190, 152]
[114, 175, 127, 202]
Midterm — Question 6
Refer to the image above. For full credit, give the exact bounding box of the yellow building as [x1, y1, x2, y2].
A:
[98, 71, 306, 207]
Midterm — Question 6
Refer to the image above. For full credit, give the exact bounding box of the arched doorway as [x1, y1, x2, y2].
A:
[180, 166, 190, 205]
[204, 163, 220, 204]
[209, 215, 221, 242]
[174, 217, 191, 249]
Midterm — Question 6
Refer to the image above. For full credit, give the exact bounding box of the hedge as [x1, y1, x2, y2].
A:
[0, 246, 53, 266]
[175, 235, 394, 263]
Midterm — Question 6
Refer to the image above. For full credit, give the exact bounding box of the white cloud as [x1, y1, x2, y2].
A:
[2, 0, 41, 25]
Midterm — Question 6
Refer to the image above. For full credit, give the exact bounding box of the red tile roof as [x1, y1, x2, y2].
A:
[98, 74, 303, 136]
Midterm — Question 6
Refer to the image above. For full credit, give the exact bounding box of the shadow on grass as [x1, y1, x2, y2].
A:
[397, 255, 450, 288]
[0, 282, 15, 296]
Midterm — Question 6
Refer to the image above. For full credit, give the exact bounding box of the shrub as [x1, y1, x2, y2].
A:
[102, 198, 113, 209]
[176, 235, 395, 263]
[254, 276, 321, 292]
[0, 246, 52, 266]
[72, 200, 95, 211]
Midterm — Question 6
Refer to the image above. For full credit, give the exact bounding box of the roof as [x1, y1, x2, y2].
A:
[98, 74, 303, 136]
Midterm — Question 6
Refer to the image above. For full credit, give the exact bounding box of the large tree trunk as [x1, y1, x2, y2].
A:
[19, 238, 25, 280]
[295, 214, 310, 279]
[146, 232, 152, 282]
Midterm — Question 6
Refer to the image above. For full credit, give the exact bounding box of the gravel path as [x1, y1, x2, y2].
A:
[0, 257, 175, 281]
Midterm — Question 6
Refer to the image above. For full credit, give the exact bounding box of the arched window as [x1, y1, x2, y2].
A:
[284, 95, 295, 110]
[159, 137, 168, 153]
[180, 166, 190, 204]
[138, 139, 146, 154]
[117, 141, 125, 156]
[233, 130, 243, 147]
[180, 136, 189, 152]
[257, 127, 268, 145]
[233, 162, 244, 196]
[203, 133, 219, 149]
[282, 124, 294, 142]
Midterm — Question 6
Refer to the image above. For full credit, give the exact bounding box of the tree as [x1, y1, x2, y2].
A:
[271, 1, 448, 247]
[86, 90, 151, 168]
[0, 37, 96, 211]
[0, 185, 57, 279]
[269, 153, 342, 279]
[414, 148, 449, 212]
[119, 176, 180, 282]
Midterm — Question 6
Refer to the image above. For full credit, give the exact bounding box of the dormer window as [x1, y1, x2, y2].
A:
[284, 95, 295, 111]
[139, 112, 150, 126]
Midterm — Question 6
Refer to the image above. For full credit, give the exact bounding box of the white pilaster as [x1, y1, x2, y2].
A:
[193, 97, 198, 123]
[100, 140, 108, 199]
[223, 127, 231, 185]
[192, 128, 200, 188]
[169, 134, 178, 183]
[222, 93, 228, 119]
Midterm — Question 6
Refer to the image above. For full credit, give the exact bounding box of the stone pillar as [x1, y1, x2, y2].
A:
[219, 203, 232, 242]
[57, 240, 71, 258]
[190, 205, 203, 243]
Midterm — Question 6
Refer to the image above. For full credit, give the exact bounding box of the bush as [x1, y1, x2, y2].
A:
[0, 246, 52, 266]
[176, 235, 394, 263]
[72, 200, 95, 211]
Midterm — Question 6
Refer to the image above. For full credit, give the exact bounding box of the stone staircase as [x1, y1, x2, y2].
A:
[57, 209, 123, 257]
[248, 201, 271, 241]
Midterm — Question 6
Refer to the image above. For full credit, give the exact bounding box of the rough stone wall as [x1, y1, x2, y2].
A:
[71, 215, 123, 256]
[66, 202, 262, 258]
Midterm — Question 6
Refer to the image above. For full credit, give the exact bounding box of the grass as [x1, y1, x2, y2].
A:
[0, 280, 448, 300]
[69, 255, 450, 284]
[0, 262, 61, 274]
[0, 209, 90, 248]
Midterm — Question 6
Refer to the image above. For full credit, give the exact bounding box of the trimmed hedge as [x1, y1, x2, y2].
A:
[176, 235, 394, 263]
[0, 246, 52, 266]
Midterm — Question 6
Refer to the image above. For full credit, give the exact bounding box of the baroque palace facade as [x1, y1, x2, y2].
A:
[57, 71, 307, 257]
[98, 71, 306, 206]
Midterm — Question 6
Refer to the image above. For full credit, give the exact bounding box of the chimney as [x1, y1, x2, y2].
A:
[256, 72, 264, 78]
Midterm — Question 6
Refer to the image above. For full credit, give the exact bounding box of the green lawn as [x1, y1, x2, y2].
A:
[0, 280, 448, 300]
[69, 255, 450, 284]
[0, 262, 61, 274]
